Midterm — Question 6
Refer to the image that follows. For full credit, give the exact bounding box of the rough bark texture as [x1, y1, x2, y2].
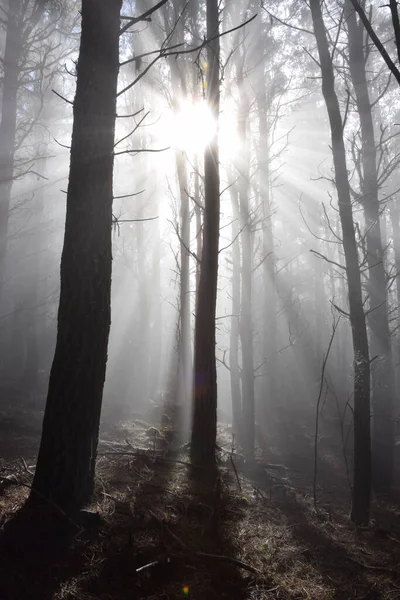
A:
[311, 0, 371, 526]
[347, 1, 394, 491]
[191, 0, 220, 466]
[30, 0, 122, 514]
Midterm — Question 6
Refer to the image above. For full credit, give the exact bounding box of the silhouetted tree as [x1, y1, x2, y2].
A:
[191, 0, 220, 466]
[310, 0, 371, 526]
[31, 0, 122, 514]
[346, 0, 394, 491]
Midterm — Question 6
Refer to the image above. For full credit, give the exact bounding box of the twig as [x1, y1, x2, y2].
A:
[52, 89, 73, 105]
[136, 560, 161, 573]
[230, 455, 242, 492]
[313, 316, 340, 513]
[349, 0, 400, 87]
[150, 509, 260, 575]
[196, 552, 261, 575]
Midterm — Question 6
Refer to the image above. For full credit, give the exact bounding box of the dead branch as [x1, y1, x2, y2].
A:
[313, 316, 340, 513]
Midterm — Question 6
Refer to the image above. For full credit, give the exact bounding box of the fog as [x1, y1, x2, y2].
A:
[1, 0, 399, 511]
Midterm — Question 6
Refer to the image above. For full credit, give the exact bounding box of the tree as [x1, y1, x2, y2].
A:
[310, 0, 371, 526]
[235, 45, 255, 461]
[30, 0, 122, 514]
[346, 0, 394, 491]
[190, 0, 220, 466]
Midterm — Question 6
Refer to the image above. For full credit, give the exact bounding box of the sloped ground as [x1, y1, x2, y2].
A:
[0, 406, 400, 600]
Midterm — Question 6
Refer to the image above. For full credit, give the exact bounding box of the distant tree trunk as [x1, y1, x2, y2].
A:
[236, 56, 255, 461]
[166, 8, 192, 407]
[194, 156, 202, 295]
[256, 84, 277, 425]
[20, 111, 50, 394]
[390, 198, 400, 404]
[228, 174, 242, 440]
[176, 149, 192, 405]
[0, 0, 22, 297]
[190, 0, 220, 466]
[346, 0, 394, 491]
[30, 0, 122, 514]
[136, 211, 150, 409]
[148, 223, 162, 401]
[311, 0, 371, 526]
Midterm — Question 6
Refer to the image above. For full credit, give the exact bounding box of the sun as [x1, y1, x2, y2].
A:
[173, 100, 216, 154]
[155, 97, 240, 158]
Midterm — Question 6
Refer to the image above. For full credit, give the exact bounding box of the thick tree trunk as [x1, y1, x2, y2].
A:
[190, 0, 220, 466]
[346, 1, 394, 491]
[311, 0, 371, 526]
[30, 0, 121, 514]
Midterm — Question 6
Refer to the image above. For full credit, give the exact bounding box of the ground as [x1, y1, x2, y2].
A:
[0, 398, 400, 600]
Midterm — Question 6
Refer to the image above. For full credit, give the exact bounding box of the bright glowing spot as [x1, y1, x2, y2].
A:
[173, 101, 216, 153]
[182, 585, 190, 596]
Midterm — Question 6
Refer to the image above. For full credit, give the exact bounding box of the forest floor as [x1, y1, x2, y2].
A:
[0, 398, 400, 600]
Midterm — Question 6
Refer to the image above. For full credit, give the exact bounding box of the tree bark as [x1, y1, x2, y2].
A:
[30, 0, 122, 514]
[346, 0, 394, 491]
[311, 0, 371, 526]
[190, 0, 220, 466]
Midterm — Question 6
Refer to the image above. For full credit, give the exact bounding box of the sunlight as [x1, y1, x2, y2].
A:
[173, 100, 216, 153]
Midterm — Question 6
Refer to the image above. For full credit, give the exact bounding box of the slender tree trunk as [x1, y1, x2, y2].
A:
[166, 10, 192, 408]
[0, 0, 22, 297]
[176, 150, 192, 406]
[148, 222, 162, 401]
[136, 212, 150, 409]
[390, 198, 400, 404]
[236, 61, 255, 460]
[30, 0, 122, 514]
[311, 0, 371, 526]
[191, 0, 220, 466]
[194, 156, 202, 294]
[228, 174, 242, 440]
[346, 1, 394, 490]
[256, 89, 277, 424]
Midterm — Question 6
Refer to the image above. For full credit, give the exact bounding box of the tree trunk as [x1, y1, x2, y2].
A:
[236, 58, 255, 461]
[390, 198, 400, 407]
[0, 0, 22, 297]
[256, 86, 277, 424]
[30, 0, 122, 514]
[346, 0, 394, 491]
[311, 0, 371, 526]
[190, 0, 220, 466]
[176, 150, 192, 405]
[228, 174, 242, 440]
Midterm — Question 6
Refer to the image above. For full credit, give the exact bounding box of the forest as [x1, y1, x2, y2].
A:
[0, 0, 400, 598]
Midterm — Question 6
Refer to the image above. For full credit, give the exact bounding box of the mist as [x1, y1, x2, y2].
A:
[1, 1, 400, 598]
